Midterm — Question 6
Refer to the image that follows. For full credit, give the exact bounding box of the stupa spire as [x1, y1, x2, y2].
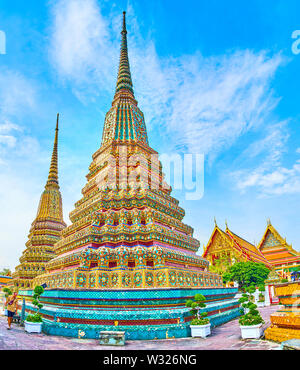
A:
[46, 113, 60, 188]
[101, 12, 148, 146]
[114, 11, 135, 100]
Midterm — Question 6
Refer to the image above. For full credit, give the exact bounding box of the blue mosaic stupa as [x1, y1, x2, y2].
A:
[18, 12, 240, 340]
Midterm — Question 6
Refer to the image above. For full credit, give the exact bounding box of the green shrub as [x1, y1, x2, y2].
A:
[27, 285, 44, 322]
[238, 286, 264, 327]
[26, 314, 43, 323]
[2, 287, 12, 298]
[239, 313, 264, 326]
[185, 300, 193, 308]
[186, 294, 210, 326]
[247, 285, 256, 294]
[190, 317, 210, 326]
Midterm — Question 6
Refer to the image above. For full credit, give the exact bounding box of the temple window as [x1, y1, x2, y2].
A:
[109, 261, 117, 268]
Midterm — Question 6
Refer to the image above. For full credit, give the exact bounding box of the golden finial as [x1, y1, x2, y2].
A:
[225, 220, 228, 229]
[46, 114, 60, 188]
[214, 217, 217, 227]
[114, 11, 134, 99]
[267, 218, 271, 226]
[122, 11, 127, 34]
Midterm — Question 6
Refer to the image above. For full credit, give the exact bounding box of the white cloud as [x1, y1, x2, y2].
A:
[235, 161, 300, 196]
[0, 68, 44, 270]
[0, 68, 40, 164]
[0, 68, 37, 116]
[234, 145, 300, 196]
[49, 0, 116, 96]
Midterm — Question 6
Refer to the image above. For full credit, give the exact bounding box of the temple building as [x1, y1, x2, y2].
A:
[12, 115, 66, 289]
[203, 221, 272, 275]
[18, 12, 240, 340]
[257, 220, 300, 278]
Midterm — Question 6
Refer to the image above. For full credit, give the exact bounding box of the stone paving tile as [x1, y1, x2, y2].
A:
[0, 305, 282, 350]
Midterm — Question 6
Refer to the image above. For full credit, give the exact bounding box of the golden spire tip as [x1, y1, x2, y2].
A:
[56, 113, 59, 131]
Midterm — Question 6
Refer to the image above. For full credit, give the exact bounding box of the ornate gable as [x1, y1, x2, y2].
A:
[260, 229, 281, 251]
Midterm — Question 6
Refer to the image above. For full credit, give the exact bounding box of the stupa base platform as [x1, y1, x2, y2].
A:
[19, 286, 240, 340]
[264, 282, 300, 343]
[265, 325, 300, 343]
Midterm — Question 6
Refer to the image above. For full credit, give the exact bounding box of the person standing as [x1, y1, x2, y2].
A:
[5, 292, 18, 330]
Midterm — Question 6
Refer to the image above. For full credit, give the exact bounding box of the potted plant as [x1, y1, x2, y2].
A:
[186, 294, 211, 338]
[2, 287, 12, 316]
[25, 285, 44, 334]
[238, 287, 264, 339]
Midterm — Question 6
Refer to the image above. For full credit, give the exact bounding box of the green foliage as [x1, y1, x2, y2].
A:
[31, 285, 44, 316]
[194, 294, 206, 302]
[258, 284, 265, 292]
[238, 291, 264, 327]
[191, 302, 198, 309]
[223, 261, 270, 290]
[281, 279, 288, 283]
[2, 287, 12, 298]
[246, 285, 256, 294]
[185, 294, 209, 326]
[26, 314, 43, 323]
[34, 286, 44, 296]
[238, 296, 248, 304]
[239, 314, 264, 326]
[185, 300, 193, 308]
[190, 317, 210, 325]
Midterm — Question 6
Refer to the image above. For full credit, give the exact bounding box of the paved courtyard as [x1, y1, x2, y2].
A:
[0, 305, 281, 350]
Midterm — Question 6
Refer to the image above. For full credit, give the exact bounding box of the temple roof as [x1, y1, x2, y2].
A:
[257, 222, 300, 266]
[203, 224, 272, 268]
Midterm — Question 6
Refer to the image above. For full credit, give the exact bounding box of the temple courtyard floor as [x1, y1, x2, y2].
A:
[0, 305, 282, 350]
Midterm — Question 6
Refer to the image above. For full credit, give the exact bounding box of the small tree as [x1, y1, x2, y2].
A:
[2, 287, 12, 298]
[186, 294, 210, 325]
[238, 286, 264, 326]
[26, 285, 44, 323]
[223, 261, 270, 291]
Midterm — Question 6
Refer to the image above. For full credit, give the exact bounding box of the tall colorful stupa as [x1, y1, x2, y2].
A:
[12, 115, 66, 289]
[19, 12, 240, 340]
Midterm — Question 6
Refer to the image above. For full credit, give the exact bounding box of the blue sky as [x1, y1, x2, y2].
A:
[0, 0, 300, 270]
